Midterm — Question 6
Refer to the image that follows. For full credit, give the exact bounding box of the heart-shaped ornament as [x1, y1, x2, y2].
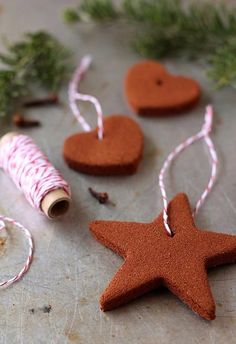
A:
[63, 115, 143, 176]
[125, 60, 201, 116]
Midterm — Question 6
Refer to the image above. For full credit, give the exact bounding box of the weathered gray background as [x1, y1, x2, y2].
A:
[0, 1, 236, 343]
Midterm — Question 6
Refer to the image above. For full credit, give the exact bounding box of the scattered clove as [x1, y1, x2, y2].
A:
[88, 187, 109, 204]
[12, 113, 41, 128]
[42, 305, 52, 313]
[29, 305, 52, 314]
[23, 93, 59, 107]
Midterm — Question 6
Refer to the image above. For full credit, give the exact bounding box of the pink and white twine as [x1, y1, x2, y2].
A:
[159, 105, 218, 236]
[0, 217, 33, 288]
[0, 134, 71, 287]
[0, 135, 71, 212]
[68, 55, 104, 140]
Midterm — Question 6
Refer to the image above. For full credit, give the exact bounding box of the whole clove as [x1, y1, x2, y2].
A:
[12, 113, 41, 128]
[88, 187, 109, 204]
[23, 93, 59, 108]
[42, 305, 52, 313]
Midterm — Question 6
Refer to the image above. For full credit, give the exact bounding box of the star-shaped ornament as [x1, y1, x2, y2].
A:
[90, 193, 236, 320]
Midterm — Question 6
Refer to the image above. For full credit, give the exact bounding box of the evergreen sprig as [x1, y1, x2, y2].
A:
[63, 0, 118, 23]
[80, 0, 118, 21]
[63, 0, 236, 88]
[0, 70, 26, 119]
[0, 31, 71, 117]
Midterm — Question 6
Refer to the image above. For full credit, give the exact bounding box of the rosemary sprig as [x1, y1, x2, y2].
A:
[0, 31, 71, 117]
[63, 0, 236, 88]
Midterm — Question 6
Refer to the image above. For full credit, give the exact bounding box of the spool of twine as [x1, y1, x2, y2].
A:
[0, 132, 71, 218]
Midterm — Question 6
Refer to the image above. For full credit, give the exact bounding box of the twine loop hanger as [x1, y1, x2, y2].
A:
[69, 55, 104, 140]
[159, 105, 218, 236]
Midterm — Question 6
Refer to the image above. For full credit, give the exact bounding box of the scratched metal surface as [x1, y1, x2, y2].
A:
[0, 1, 236, 343]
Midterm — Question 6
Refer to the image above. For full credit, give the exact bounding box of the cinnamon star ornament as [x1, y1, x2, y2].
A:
[90, 193, 236, 320]
[125, 60, 200, 116]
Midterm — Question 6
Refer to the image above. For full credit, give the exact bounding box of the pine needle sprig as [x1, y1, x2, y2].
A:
[63, 0, 118, 23]
[63, 0, 236, 88]
[0, 31, 71, 117]
[0, 70, 26, 118]
[80, 0, 119, 21]
[128, 1, 236, 57]
[63, 8, 80, 24]
[208, 41, 236, 88]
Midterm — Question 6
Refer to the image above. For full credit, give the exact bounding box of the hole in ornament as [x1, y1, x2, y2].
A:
[168, 228, 175, 238]
[156, 79, 163, 86]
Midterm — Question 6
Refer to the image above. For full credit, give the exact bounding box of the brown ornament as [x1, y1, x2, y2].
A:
[125, 60, 200, 116]
[63, 115, 143, 176]
[90, 193, 236, 320]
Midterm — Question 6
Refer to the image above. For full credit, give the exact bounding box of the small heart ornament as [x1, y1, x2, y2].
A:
[63, 115, 143, 176]
[125, 60, 201, 116]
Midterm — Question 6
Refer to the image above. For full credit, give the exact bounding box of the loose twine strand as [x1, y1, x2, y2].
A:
[68, 55, 104, 140]
[0, 134, 71, 287]
[159, 105, 218, 236]
[0, 217, 33, 288]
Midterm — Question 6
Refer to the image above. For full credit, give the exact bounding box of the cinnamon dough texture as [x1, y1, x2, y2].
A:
[90, 193, 236, 320]
[125, 60, 200, 116]
[63, 115, 143, 176]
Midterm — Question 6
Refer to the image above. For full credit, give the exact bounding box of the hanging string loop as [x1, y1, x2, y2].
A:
[159, 105, 218, 236]
[68, 55, 104, 140]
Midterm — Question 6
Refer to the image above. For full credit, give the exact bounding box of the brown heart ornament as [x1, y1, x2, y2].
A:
[63, 115, 143, 176]
[125, 60, 201, 116]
